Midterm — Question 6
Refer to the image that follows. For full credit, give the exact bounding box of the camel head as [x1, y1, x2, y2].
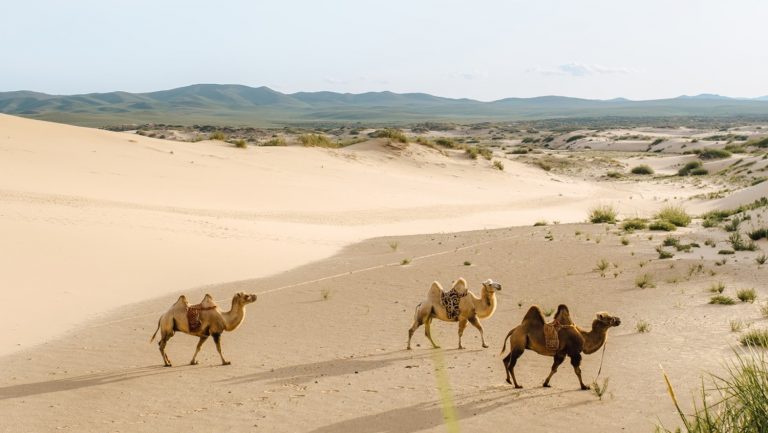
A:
[594, 312, 621, 328]
[233, 291, 257, 306]
[481, 279, 502, 293]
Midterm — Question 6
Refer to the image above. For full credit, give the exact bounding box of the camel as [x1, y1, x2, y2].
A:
[150, 291, 257, 367]
[407, 278, 502, 350]
[499, 304, 620, 390]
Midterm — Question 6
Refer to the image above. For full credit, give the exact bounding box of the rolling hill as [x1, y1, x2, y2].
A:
[2, 84, 768, 127]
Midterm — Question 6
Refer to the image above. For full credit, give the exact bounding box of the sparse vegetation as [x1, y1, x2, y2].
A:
[463, 261, 472, 266]
[677, 161, 703, 176]
[757, 254, 767, 266]
[730, 320, 745, 332]
[730, 232, 758, 251]
[737, 288, 757, 303]
[591, 377, 610, 401]
[710, 295, 736, 305]
[534, 220, 548, 226]
[299, 133, 336, 148]
[631, 164, 654, 175]
[388, 241, 399, 252]
[740, 329, 768, 347]
[622, 218, 647, 232]
[649, 220, 677, 231]
[492, 160, 505, 171]
[400, 258, 411, 265]
[656, 206, 691, 227]
[261, 136, 286, 146]
[320, 288, 332, 300]
[636, 320, 650, 333]
[709, 282, 726, 294]
[635, 273, 655, 289]
[656, 246, 674, 259]
[698, 148, 732, 160]
[589, 205, 618, 224]
[595, 258, 610, 277]
[371, 128, 407, 143]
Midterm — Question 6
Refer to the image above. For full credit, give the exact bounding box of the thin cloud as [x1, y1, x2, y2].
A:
[529, 63, 631, 77]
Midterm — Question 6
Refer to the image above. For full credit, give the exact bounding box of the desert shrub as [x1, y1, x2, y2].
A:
[737, 288, 757, 303]
[663, 236, 680, 247]
[719, 249, 735, 255]
[299, 133, 336, 148]
[261, 136, 286, 146]
[698, 148, 732, 160]
[746, 136, 768, 148]
[730, 320, 745, 332]
[690, 167, 708, 175]
[434, 138, 459, 148]
[649, 220, 677, 231]
[636, 320, 651, 333]
[724, 217, 744, 232]
[466, 146, 492, 160]
[730, 232, 758, 251]
[656, 206, 691, 227]
[209, 131, 227, 141]
[656, 246, 674, 259]
[463, 261, 472, 266]
[233, 139, 247, 148]
[566, 134, 586, 143]
[749, 228, 768, 241]
[536, 160, 552, 171]
[606, 171, 623, 178]
[740, 329, 768, 347]
[509, 147, 529, 154]
[320, 288, 331, 300]
[631, 164, 654, 175]
[658, 349, 768, 433]
[372, 128, 407, 143]
[621, 237, 630, 245]
[709, 282, 726, 293]
[651, 138, 664, 146]
[533, 220, 548, 227]
[635, 273, 655, 289]
[757, 254, 767, 266]
[589, 205, 617, 224]
[622, 218, 647, 231]
[710, 295, 736, 305]
[595, 258, 610, 276]
[678, 161, 703, 176]
[493, 160, 504, 171]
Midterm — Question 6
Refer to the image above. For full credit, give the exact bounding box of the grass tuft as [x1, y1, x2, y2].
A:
[635, 273, 655, 289]
[589, 205, 618, 224]
[737, 288, 757, 303]
[656, 205, 692, 227]
[710, 295, 736, 305]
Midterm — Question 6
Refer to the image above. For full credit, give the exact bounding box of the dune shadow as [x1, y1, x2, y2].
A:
[0, 365, 173, 400]
[307, 387, 578, 433]
[222, 350, 436, 386]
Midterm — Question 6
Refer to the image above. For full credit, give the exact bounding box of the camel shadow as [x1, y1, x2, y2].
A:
[307, 387, 578, 433]
[221, 350, 436, 386]
[0, 365, 173, 401]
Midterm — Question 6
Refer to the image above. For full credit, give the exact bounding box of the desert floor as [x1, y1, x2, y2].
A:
[0, 114, 766, 432]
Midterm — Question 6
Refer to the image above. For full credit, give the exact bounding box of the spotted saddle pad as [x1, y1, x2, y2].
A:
[440, 290, 467, 321]
[186, 304, 216, 332]
[543, 322, 560, 350]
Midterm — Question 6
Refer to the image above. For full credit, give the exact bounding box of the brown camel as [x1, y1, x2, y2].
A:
[150, 292, 257, 367]
[407, 278, 502, 350]
[500, 304, 620, 390]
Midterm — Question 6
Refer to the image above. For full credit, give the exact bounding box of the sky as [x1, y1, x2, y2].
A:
[2, 0, 767, 100]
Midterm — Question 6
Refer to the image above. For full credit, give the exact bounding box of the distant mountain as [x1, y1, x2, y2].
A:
[2, 84, 768, 127]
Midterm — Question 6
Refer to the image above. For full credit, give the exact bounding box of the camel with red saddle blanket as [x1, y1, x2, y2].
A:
[150, 292, 257, 367]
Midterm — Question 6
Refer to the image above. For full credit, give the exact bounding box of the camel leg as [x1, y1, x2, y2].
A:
[467, 316, 488, 348]
[503, 348, 524, 388]
[457, 318, 468, 349]
[158, 331, 173, 367]
[407, 306, 427, 350]
[424, 316, 440, 349]
[570, 353, 589, 390]
[543, 354, 566, 387]
[190, 335, 209, 365]
[212, 333, 230, 366]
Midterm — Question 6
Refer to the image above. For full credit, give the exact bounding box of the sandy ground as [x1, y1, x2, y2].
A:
[0, 114, 701, 355]
[1, 114, 766, 432]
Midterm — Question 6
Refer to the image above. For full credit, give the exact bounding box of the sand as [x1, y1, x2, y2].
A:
[1, 114, 765, 432]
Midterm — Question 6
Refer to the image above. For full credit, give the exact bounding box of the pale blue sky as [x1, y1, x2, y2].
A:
[3, 0, 766, 100]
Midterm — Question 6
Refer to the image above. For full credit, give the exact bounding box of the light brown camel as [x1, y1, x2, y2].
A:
[150, 292, 257, 367]
[407, 278, 501, 350]
[499, 304, 620, 390]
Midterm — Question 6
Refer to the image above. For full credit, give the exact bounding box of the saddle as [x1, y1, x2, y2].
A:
[543, 319, 575, 351]
[187, 304, 217, 332]
[440, 289, 467, 321]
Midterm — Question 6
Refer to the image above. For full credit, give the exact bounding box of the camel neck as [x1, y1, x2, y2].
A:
[475, 288, 497, 319]
[222, 301, 246, 332]
[581, 321, 609, 354]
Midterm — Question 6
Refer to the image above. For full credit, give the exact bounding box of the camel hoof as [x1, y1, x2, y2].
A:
[505, 378, 512, 385]
[406, 347, 412, 351]
[515, 385, 523, 389]
[190, 360, 198, 365]
[542, 383, 551, 388]
[222, 361, 231, 366]
[458, 346, 465, 350]
[482, 343, 489, 348]
[164, 364, 172, 368]
[581, 385, 591, 391]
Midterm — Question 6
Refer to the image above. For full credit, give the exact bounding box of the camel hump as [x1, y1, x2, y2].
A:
[174, 295, 190, 307]
[199, 294, 217, 308]
[522, 306, 546, 325]
[554, 304, 573, 325]
[427, 281, 444, 300]
[451, 278, 468, 295]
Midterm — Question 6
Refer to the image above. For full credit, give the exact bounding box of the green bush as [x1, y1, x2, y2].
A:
[656, 205, 692, 227]
[649, 220, 677, 231]
[371, 128, 407, 143]
[300, 134, 337, 148]
[740, 329, 768, 347]
[209, 131, 227, 141]
[678, 161, 703, 176]
[622, 218, 647, 231]
[736, 288, 757, 303]
[261, 136, 286, 146]
[631, 164, 654, 175]
[589, 205, 618, 224]
[698, 148, 732, 160]
[709, 295, 736, 305]
[689, 167, 709, 175]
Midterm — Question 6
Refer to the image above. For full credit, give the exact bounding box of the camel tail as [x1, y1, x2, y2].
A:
[150, 319, 160, 343]
[499, 329, 514, 356]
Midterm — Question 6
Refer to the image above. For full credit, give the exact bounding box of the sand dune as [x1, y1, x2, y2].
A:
[0, 114, 702, 355]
